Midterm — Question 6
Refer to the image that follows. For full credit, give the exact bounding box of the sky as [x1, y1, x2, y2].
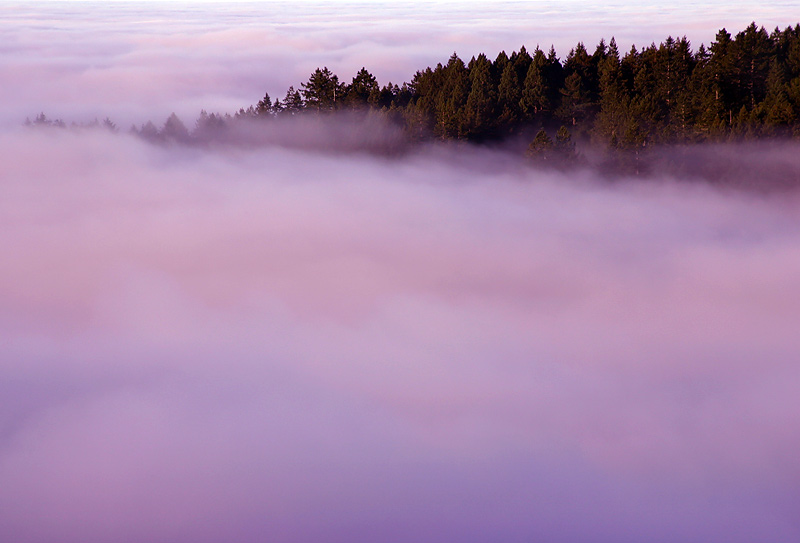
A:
[2, 2, 800, 543]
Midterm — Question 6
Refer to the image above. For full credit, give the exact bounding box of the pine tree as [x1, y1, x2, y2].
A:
[435, 53, 469, 138]
[301, 67, 343, 111]
[763, 58, 796, 132]
[557, 43, 596, 131]
[138, 120, 159, 140]
[734, 23, 773, 110]
[520, 47, 550, 121]
[463, 53, 497, 139]
[526, 128, 554, 162]
[345, 67, 380, 109]
[512, 45, 533, 84]
[594, 37, 630, 145]
[554, 125, 579, 164]
[193, 110, 226, 141]
[280, 86, 304, 115]
[497, 61, 521, 131]
[162, 113, 190, 142]
[256, 92, 273, 117]
[708, 28, 737, 129]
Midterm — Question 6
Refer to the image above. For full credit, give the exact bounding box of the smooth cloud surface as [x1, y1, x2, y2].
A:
[2, 128, 800, 543]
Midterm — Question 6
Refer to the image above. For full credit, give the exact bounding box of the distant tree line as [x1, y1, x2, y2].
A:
[230, 23, 800, 143]
[25, 113, 117, 131]
[28, 22, 800, 167]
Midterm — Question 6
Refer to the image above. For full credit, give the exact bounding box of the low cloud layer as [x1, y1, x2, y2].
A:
[2, 127, 800, 542]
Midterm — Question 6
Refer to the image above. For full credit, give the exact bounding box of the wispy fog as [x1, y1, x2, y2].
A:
[2, 127, 800, 542]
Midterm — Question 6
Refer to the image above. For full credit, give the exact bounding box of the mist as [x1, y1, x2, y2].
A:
[3, 1, 800, 542]
[2, 125, 800, 542]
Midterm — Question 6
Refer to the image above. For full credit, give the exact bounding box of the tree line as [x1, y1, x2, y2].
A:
[227, 23, 800, 144]
[30, 22, 800, 162]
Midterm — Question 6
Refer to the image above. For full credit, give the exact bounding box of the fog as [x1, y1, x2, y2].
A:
[2, 125, 800, 542]
[3, 2, 800, 542]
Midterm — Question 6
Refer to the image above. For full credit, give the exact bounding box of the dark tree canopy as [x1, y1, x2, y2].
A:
[41, 21, 800, 170]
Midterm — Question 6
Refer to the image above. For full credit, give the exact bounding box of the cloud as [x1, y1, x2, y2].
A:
[1, 126, 800, 542]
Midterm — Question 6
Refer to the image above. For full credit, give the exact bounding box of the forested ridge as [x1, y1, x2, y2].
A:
[29, 23, 800, 162]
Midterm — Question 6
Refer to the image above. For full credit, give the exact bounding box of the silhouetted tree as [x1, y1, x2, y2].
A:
[301, 67, 343, 111]
[162, 113, 190, 142]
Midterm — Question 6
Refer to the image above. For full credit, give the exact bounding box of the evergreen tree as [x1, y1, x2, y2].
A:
[497, 61, 521, 130]
[492, 51, 511, 87]
[734, 23, 773, 110]
[512, 45, 533, 83]
[434, 53, 470, 138]
[281, 86, 304, 115]
[301, 67, 343, 111]
[138, 120, 160, 141]
[557, 43, 595, 131]
[520, 47, 552, 121]
[595, 37, 630, 145]
[463, 53, 497, 139]
[162, 113, 190, 142]
[526, 128, 554, 162]
[256, 92, 273, 117]
[102, 117, 117, 132]
[763, 58, 796, 132]
[707, 28, 737, 129]
[345, 67, 380, 108]
[193, 110, 226, 141]
[554, 125, 579, 163]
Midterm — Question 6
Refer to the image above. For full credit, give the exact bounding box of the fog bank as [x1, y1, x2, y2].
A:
[1, 128, 799, 542]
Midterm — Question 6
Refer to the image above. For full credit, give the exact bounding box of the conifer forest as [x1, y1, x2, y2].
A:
[41, 23, 795, 151]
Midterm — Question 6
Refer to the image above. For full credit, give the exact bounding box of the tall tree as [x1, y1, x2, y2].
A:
[557, 42, 596, 131]
[435, 53, 469, 138]
[464, 53, 497, 139]
[301, 67, 343, 111]
[256, 92, 273, 117]
[497, 60, 522, 130]
[520, 47, 552, 122]
[345, 67, 380, 109]
[280, 86, 304, 115]
[595, 37, 630, 144]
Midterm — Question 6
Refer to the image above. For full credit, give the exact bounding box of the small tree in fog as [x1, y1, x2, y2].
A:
[554, 125, 579, 162]
[280, 86, 304, 115]
[256, 92, 273, 117]
[526, 129, 553, 162]
[103, 117, 118, 132]
[138, 120, 160, 141]
[193, 110, 227, 141]
[162, 113, 190, 142]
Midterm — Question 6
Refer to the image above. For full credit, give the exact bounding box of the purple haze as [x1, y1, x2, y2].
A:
[2, 128, 800, 542]
[2, 2, 800, 542]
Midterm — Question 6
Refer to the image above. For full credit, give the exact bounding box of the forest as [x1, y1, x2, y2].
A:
[29, 22, 800, 170]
